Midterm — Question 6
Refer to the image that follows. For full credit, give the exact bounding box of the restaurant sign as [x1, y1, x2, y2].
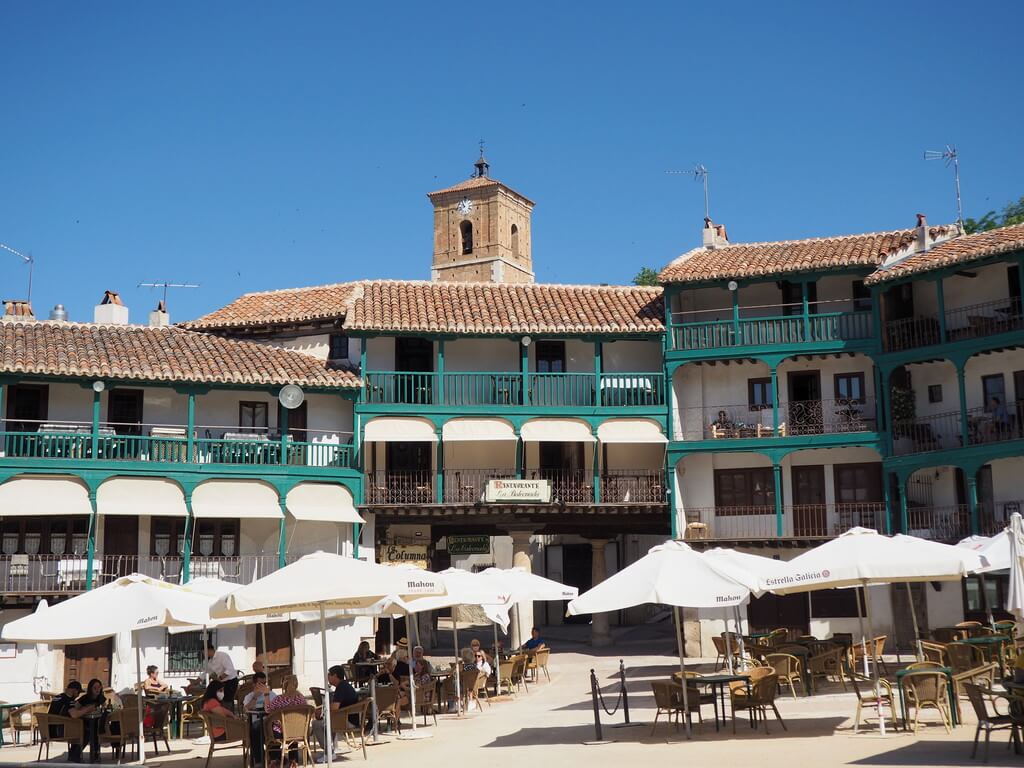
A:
[447, 535, 491, 556]
[485, 478, 551, 504]
[380, 543, 429, 570]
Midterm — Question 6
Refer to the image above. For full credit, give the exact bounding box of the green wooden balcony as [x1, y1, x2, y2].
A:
[670, 311, 873, 353]
[362, 371, 665, 408]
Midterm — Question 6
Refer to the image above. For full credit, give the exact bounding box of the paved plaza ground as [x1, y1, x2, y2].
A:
[0, 622, 1014, 768]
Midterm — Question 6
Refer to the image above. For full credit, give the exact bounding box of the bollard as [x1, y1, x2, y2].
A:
[619, 659, 630, 725]
[589, 668, 603, 742]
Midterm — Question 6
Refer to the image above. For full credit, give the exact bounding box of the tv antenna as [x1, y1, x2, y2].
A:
[0, 242, 34, 303]
[137, 281, 200, 307]
[665, 163, 710, 220]
[924, 145, 963, 228]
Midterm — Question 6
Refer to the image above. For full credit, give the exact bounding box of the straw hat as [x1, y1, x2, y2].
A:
[396, 637, 409, 649]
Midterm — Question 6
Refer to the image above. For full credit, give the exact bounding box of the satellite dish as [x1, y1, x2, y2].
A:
[278, 384, 305, 410]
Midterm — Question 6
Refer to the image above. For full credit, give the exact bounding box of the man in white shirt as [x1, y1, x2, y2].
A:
[205, 643, 239, 706]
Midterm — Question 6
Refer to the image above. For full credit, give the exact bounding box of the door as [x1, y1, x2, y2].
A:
[64, 638, 113, 687]
[108, 389, 143, 436]
[539, 442, 585, 502]
[395, 337, 433, 403]
[5, 384, 48, 432]
[535, 341, 566, 373]
[255, 621, 293, 670]
[1015, 371, 1024, 433]
[791, 465, 826, 536]
[891, 582, 928, 652]
[833, 463, 883, 531]
[385, 442, 432, 503]
[103, 515, 139, 577]
[285, 402, 308, 442]
[561, 544, 592, 624]
[788, 371, 822, 435]
[748, 593, 809, 638]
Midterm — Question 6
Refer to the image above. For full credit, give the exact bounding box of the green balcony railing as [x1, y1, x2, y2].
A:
[671, 311, 874, 351]
[363, 371, 665, 408]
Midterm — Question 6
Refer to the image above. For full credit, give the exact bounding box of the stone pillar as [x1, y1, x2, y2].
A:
[508, 530, 535, 649]
[589, 539, 612, 647]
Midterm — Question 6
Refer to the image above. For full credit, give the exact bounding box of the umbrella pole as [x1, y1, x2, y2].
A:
[452, 611, 462, 717]
[862, 585, 886, 735]
[260, 622, 268, 671]
[493, 622, 501, 696]
[734, 605, 747, 670]
[855, 588, 868, 677]
[722, 609, 734, 675]
[134, 629, 146, 764]
[981, 573, 996, 629]
[319, 604, 334, 764]
[673, 606, 691, 739]
[905, 583, 923, 662]
[390, 617, 395, 652]
[203, 625, 210, 685]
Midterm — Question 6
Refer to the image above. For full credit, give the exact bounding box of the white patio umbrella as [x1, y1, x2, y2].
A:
[567, 540, 759, 738]
[770, 528, 975, 733]
[959, 531, 1012, 628]
[2, 574, 212, 763]
[209, 552, 445, 760]
[1005, 514, 1024, 622]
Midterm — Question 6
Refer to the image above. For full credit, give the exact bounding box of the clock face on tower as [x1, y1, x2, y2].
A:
[456, 198, 474, 215]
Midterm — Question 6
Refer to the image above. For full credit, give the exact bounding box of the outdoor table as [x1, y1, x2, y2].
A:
[246, 705, 266, 767]
[355, 661, 386, 744]
[0, 703, 26, 747]
[895, 666, 958, 727]
[961, 635, 1012, 675]
[693, 674, 750, 731]
[151, 693, 191, 739]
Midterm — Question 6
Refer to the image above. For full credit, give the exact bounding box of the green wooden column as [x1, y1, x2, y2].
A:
[520, 340, 529, 405]
[594, 341, 602, 407]
[435, 427, 444, 504]
[515, 432, 524, 480]
[956, 363, 970, 449]
[801, 281, 810, 339]
[773, 464, 784, 537]
[592, 431, 600, 504]
[186, 391, 196, 461]
[85, 489, 98, 590]
[881, 473, 892, 535]
[278, 499, 288, 569]
[899, 482, 909, 534]
[935, 279, 947, 343]
[279, 404, 290, 465]
[352, 522, 361, 560]
[731, 287, 740, 341]
[182, 492, 194, 583]
[665, 365, 675, 440]
[669, 461, 680, 540]
[91, 387, 101, 458]
[770, 364, 780, 432]
[967, 474, 980, 535]
[359, 338, 368, 404]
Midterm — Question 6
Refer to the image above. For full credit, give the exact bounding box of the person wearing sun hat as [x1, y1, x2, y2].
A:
[378, 637, 411, 686]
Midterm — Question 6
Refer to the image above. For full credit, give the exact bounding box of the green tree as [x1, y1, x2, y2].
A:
[964, 195, 1024, 233]
[632, 267, 660, 286]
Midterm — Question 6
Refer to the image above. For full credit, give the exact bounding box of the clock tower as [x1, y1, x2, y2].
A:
[427, 151, 535, 283]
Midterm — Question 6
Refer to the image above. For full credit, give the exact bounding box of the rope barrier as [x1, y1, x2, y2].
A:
[587, 660, 632, 742]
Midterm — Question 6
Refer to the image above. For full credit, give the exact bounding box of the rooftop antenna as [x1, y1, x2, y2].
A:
[137, 281, 200, 308]
[0, 242, 34, 303]
[665, 163, 710, 220]
[924, 145, 963, 228]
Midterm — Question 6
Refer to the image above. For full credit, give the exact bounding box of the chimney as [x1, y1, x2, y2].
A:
[3, 300, 35, 320]
[49, 304, 68, 322]
[148, 299, 170, 327]
[94, 290, 129, 324]
[702, 217, 729, 249]
[915, 213, 930, 252]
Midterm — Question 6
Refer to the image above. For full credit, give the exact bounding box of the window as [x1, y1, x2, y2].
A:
[833, 463, 882, 504]
[151, 518, 187, 557]
[195, 519, 240, 557]
[166, 630, 214, 675]
[747, 378, 773, 411]
[852, 280, 872, 312]
[983, 374, 1007, 413]
[238, 401, 269, 434]
[460, 220, 473, 255]
[1, 517, 88, 555]
[328, 333, 349, 362]
[834, 372, 865, 403]
[535, 340, 566, 373]
[811, 587, 863, 618]
[714, 468, 776, 513]
[928, 384, 943, 404]
[511, 224, 519, 257]
[5, 384, 48, 432]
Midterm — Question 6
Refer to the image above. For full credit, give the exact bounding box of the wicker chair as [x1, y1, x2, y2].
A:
[903, 670, 953, 734]
[199, 712, 250, 768]
[650, 680, 686, 735]
[906, 661, 944, 671]
[310, 687, 325, 707]
[8, 701, 46, 745]
[731, 670, 786, 734]
[948, 643, 997, 700]
[534, 648, 551, 682]
[35, 712, 85, 762]
[850, 674, 900, 733]
[767, 628, 789, 645]
[179, 694, 205, 738]
[499, 655, 530, 697]
[933, 627, 965, 644]
[963, 683, 1022, 763]
[373, 686, 403, 734]
[101, 707, 140, 764]
[332, 699, 371, 759]
[920, 641, 948, 665]
[143, 701, 171, 755]
[264, 705, 314, 768]
[850, 636, 890, 676]
[765, 653, 804, 699]
[808, 644, 847, 692]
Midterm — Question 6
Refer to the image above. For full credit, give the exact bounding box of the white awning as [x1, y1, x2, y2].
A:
[286, 483, 364, 524]
[442, 418, 517, 442]
[97, 477, 188, 517]
[364, 417, 437, 442]
[0, 475, 92, 517]
[192, 480, 282, 519]
[597, 419, 668, 444]
[520, 418, 596, 443]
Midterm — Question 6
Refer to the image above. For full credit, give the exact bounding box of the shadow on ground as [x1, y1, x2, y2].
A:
[847, 735, 1018, 766]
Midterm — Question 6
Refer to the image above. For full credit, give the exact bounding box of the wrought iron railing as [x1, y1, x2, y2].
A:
[786, 397, 877, 436]
[96, 554, 282, 585]
[679, 398, 875, 440]
[364, 471, 434, 505]
[966, 405, 1024, 446]
[883, 296, 1023, 352]
[905, 504, 970, 541]
[442, 469, 516, 503]
[683, 502, 886, 540]
[671, 311, 873, 351]
[891, 411, 963, 455]
[600, 469, 666, 504]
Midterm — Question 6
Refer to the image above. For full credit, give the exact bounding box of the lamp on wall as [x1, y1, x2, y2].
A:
[727, 280, 739, 292]
[521, 336, 532, 347]
[92, 381, 105, 393]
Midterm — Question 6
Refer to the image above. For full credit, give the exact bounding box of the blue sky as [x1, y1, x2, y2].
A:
[1, 2, 1021, 323]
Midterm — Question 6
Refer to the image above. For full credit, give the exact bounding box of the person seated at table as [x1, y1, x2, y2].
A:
[711, 410, 735, 432]
[377, 638, 411, 686]
[243, 671, 276, 712]
[77, 678, 107, 763]
[48, 680, 86, 761]
[142, 665, 169, 694]
[265, 675, 308, 768]
[310, 665, 361, 758]
[201, 680, 238, 741]
[472, 648, 492, 678]
[252, 659, 265, 676]
[412, 645, 434, 687]
[990, 396, 1011, 438]
[469, 638, 493, 664]
[521, 627, 547, 652]
[349, 641, 379, 683]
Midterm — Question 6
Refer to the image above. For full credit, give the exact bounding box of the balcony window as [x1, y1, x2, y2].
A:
[166, 629, 215, 675]
[536, 341, 566, 373]
[747, 378, 773, 411]
[329, 333, 349, 362]
[852, 280, 872, 312]
[239, 401, 269, 434]
[834, 372, 865, 404]
[714, 468, 776, 510]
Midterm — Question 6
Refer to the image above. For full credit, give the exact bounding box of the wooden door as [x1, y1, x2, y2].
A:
[286, 402, 308, 441]
[103, 515, 138, 577]
[108, 389, 143, 435]
[748, 593, 809, 637]
[5, 384, 48, 432]
[255, 621, 292, 669]
[792, 465, 826, 536]
[891, 582, 928, 652]
[64, 638, 113, 687]
[787, 371, 822, 435]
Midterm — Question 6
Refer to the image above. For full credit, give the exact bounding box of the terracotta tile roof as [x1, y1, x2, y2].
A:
[345, 280, 663, 335]
[865, 223, 1024, 285]
[0, 321, 361, 389]
[658, 226, 954, 284]
[187, 282, 361, 330]
[426, 175, 535, 205]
